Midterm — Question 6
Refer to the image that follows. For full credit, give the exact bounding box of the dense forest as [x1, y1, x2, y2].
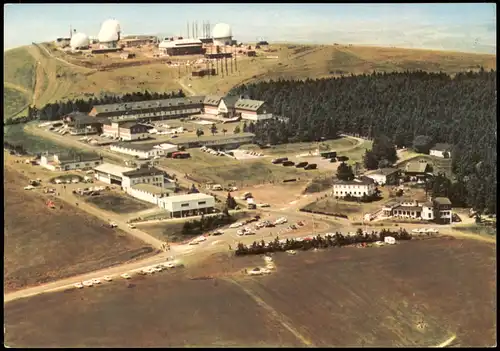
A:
[4, 90, 185, 125]
[230, 70, 497, 214]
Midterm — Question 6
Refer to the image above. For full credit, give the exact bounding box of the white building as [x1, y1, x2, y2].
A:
[94, 163, 135, 185]
[429, 143, 452, 158]
[110, 142, 178, 159]
[212, 23, 233, 46]
[364, 168, 400, 186]
[158, 193, 216, 218]
[381, 197, 452, 223]
[121, 166, 166, 190]
[332, 176, 376, 198]
[102, 122, 150, 141]
[41, 152, 103, 171]
[125, 183, 173, 205]
[234, 99, 273, 121]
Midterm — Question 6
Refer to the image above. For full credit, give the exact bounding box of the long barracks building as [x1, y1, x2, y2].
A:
[88, 95, 273, 122]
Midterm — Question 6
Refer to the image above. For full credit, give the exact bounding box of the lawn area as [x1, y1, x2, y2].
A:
[453, 224, 496, 237]
[84, 192, 156, 214]
[4, 86, 29, 119]
[3, 47, 36, 92]
[240, 137, 359, 157]
[193, 159, 324, 186]
[160, 149, 241, 176]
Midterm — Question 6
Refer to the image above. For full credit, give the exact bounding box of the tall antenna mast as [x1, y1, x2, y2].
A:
[187, 21, 190, 38]
[70, 24, 72, 38]
[224, 46, 228, 76]
[192, 22, 195, 39]
[195, 21, 198, 38]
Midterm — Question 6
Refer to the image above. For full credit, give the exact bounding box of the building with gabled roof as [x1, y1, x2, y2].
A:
[41, 152, 103, 171]
[332, 176, 376, 198]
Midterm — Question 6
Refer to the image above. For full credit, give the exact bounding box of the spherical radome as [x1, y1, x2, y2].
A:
[70, 33, 90, 49]
[212, 23, 232, 39]
[98, 19, 121, 42]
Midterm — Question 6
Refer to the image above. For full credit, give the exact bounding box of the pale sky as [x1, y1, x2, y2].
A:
[3, 3, 497, 54]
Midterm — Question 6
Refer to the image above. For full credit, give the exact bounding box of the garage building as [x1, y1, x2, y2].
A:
[110, 142, 178, 158]
[125, 183, 174, 205]
[158, 193, 215, 218]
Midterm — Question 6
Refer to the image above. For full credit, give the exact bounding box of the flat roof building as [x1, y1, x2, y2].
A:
[158, 193, 216, 218]
[94, 162, 135, 185]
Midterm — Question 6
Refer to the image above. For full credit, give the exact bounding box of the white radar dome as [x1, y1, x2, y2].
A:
[70, 33, 90, 49]
[212, 23, 232, 39]
[98, 19, 121, 42]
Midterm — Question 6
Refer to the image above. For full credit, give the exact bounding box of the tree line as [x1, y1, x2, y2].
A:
[235, 228, 412, 256]
[230, 69, 496, 214]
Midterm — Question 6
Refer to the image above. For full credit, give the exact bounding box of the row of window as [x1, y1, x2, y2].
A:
[335, 184, 370, 189]
[72, 161, 101, 168]
[180, 201, 207, 207]
[334, 191, 368, 196]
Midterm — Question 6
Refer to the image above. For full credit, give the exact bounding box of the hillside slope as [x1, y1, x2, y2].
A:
[3, 43, 496, 119]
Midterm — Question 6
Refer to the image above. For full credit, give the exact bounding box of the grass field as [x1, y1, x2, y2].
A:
[242, 137, 359, 156]
[84, 193, 156, 214]
[4, 166, 156, 293]
[4, 86, 30, 118]
[4, 238, 495, 347]
[4, 43, 496, 119]
[3, 47, 36, 93]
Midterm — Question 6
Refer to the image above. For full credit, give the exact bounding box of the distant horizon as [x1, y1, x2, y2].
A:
[4, 3, 496, 54]
[4, 40, 496, 57]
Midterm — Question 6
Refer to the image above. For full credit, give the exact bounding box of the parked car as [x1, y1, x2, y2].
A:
[282, 161, 295, 167]
[295, 161, 308, 168]
[304, 163, 317, 170]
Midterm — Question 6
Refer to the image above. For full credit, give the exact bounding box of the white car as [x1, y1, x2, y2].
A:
[189, 241, 199, 245]
[230, 222, 243, 228]
[103, 276, 113, 282]
[261, 268, 271, 275]
[165, 262, 176, 269]
[74, 282, 84, 289]
[248, 268, 263, 276]
[236, 229, 245, 236]
[286, 250, 296, 255]
[128, 224, 136, 229]
[120, 273, 131, 279]
[92, 278, 101, 285]
[24, 185, 35, 190]
[82, 280, 94, 287]
[109, 222, 118, 228]
[195, 236, 207, 242]
[266, 264, 275, 270]
[264, 256, 273, 262]
[153, 267, 163, 273]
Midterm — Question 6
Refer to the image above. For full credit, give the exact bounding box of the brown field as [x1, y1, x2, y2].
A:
[84, 192, 155, 214]
[4, 166, 156, 293]
[4, 42, 496, 120]
[4, 238, 495, 347]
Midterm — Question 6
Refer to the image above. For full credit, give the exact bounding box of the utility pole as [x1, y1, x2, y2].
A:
[187, 21, 190, 38]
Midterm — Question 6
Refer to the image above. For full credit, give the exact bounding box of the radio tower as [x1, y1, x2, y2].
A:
[224, 46, 228, 76]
